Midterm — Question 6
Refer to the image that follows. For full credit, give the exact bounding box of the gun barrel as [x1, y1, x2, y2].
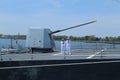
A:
[50, 20, 96, 34]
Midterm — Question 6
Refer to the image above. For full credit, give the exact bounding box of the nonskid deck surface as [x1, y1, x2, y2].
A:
[0, 49, 120, 61]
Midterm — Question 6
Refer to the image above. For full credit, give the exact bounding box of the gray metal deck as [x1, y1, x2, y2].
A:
[0, 48, 120, 61]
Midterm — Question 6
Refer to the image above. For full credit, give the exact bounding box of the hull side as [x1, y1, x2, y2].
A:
[0, 59, 120, 80]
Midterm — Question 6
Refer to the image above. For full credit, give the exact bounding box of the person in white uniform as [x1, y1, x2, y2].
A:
[65, 37, 71, 55]
[61, 39, 65, 55]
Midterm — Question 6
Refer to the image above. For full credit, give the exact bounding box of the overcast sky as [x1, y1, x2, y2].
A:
[0, 0, 120, 37]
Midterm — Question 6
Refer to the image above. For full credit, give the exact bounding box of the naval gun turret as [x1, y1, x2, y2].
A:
[26, 20, 96, 53]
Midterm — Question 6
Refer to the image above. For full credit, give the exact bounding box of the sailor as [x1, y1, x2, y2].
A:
[65, 37, 71, 55]
[61, 39, 65, 55]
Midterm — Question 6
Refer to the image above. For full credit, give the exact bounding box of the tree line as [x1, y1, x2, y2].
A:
[52, 35, 120, 42]
[0, 34, 26, 39]
[0, 34, 120, 42]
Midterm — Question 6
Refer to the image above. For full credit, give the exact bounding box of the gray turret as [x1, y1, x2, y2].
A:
[26, 20, 96, 53]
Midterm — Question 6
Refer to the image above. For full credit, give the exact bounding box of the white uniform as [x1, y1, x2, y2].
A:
[61, 40, 65, 55]
[65, 39, 71, 55]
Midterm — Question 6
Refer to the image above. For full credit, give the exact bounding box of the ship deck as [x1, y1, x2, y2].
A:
[0, 48, 120, 61]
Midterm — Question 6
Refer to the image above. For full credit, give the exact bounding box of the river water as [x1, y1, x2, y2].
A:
[0, 38, 120, 50]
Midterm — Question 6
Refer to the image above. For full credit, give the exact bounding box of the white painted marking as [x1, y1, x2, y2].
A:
[87, 49, 104, 59]
[53, 53, 63, 56]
